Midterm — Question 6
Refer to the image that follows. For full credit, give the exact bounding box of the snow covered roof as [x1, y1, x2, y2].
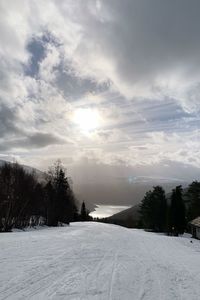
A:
[189, 217, 200, 228]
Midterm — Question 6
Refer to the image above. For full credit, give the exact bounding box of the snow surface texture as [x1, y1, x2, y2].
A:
[0, 222, 200, 300]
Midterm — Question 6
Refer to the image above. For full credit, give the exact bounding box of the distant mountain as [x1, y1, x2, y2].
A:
[0, 160, 45, 181]
[107, 186, 191, 228]
[74, 180, 187, 211]
[106, 204, 141, 228]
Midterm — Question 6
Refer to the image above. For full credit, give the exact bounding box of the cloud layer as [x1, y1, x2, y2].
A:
[1, 0, 200, 181]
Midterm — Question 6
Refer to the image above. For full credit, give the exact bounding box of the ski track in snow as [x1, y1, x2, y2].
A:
[0, 222, 200, 300]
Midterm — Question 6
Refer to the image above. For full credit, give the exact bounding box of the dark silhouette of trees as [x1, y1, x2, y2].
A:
[140, 186, 167, 232]
[0, 163, 39, 231]
[168, 185, 186, 235]
[45, 160, 77, 226]
[1, 159, 198, 235]
[80, 201, 87, 221]
[45, 180, 57, 226]
[140, 185, 187, 235]
[186, 181, 200, 221]
[0, 160, 78, 231]
[79, 201, 94, 221]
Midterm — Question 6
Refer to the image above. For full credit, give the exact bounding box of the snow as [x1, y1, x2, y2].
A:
[0, 222, 200, 299]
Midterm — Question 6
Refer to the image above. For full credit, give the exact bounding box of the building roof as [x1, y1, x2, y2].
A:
[189, 217, 200, 228]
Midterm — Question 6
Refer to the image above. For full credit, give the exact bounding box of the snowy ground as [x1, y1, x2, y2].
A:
[0, 222, 200, 300]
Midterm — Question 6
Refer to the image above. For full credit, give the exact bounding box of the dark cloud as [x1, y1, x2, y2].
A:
[56, 65, 110, 101]
[24, 32, 61, 77]
[54, 0, 200, 111]
[25, 37, 46, 77]
[26, 132, 65, 148]
[91, 0, 200, 83]
[0, 132, 66, 152]
[0, 104, 21, 137]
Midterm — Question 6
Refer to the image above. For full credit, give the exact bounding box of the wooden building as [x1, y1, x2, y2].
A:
[189, 217, 200, 239]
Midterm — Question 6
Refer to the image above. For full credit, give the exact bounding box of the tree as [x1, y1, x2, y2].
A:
[0, 162, 39, 231]
[168, 185, 186, 235]
[186, 181, 200, 221]
[80, 201, 87, 221]
[0, 160, 78, 231]
[45, 181, 57, 226]
[140, 186, 167, 232]
[45, 161, 77, 226]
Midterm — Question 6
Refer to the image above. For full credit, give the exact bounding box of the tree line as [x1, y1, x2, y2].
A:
[0, 161, 91, 232]
[140, 182, 200, 235]
[2, 158, 200, 235]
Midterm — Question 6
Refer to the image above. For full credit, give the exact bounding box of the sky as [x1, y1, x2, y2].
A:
[1, 0, 200, 209]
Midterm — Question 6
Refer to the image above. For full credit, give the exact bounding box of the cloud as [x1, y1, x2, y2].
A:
[1, 0, 200, 179]
[26, 132, 66, 148]
[0, 132, 66, 152]
[50, 0, 200, 111]
[25, 35, 47, 77]
[0, 105, 20, 137]
[3, 1, 200, 108]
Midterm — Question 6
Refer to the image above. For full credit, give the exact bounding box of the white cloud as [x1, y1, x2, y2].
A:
[1, 0, 200, 179]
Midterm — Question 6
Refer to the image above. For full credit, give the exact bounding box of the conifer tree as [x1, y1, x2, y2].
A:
[80, 201, 87, 221]
[186, 181, 200, 221]
[140, 186, 167, 232]
[169, 185, 186, 235]
[45, 160, 77, 226]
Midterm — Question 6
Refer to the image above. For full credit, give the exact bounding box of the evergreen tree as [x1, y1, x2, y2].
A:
[140, 186, 167, 232]
[45, 161, 77, 226]
[45, 181, 57, 226]
[186, 181, 200, 221]
[169, 185, 186, 235]
[0, 162, 39, 231]
[80, 201, 87, 221]
[0, 160, 78, 231]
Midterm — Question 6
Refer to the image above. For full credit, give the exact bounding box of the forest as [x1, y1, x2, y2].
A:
[139, 183, 200, 235]
[0, 161, 90, 232]
[0, 161, 200, 235]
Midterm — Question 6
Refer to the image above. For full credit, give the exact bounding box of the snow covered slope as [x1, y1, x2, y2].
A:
[0, 222, 200, 299]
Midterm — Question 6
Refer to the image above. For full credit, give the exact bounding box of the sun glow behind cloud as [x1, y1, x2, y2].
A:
[1, 0, 200, 174]
[72, 108, 101, 133]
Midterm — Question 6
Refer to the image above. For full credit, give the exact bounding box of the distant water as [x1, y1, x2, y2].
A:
[90, 205, 131, 218]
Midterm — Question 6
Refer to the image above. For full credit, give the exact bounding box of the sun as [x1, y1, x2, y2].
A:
[73, 108, 100, 132]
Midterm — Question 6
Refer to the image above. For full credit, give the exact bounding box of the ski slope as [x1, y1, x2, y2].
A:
[0, 222, 200, 300]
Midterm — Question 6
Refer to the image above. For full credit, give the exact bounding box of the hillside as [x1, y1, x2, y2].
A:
[108, 204, 140, 221]
[107, 187, 190, 227]
[0, 222, 200, 299]
[0, 160, 45, 181]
